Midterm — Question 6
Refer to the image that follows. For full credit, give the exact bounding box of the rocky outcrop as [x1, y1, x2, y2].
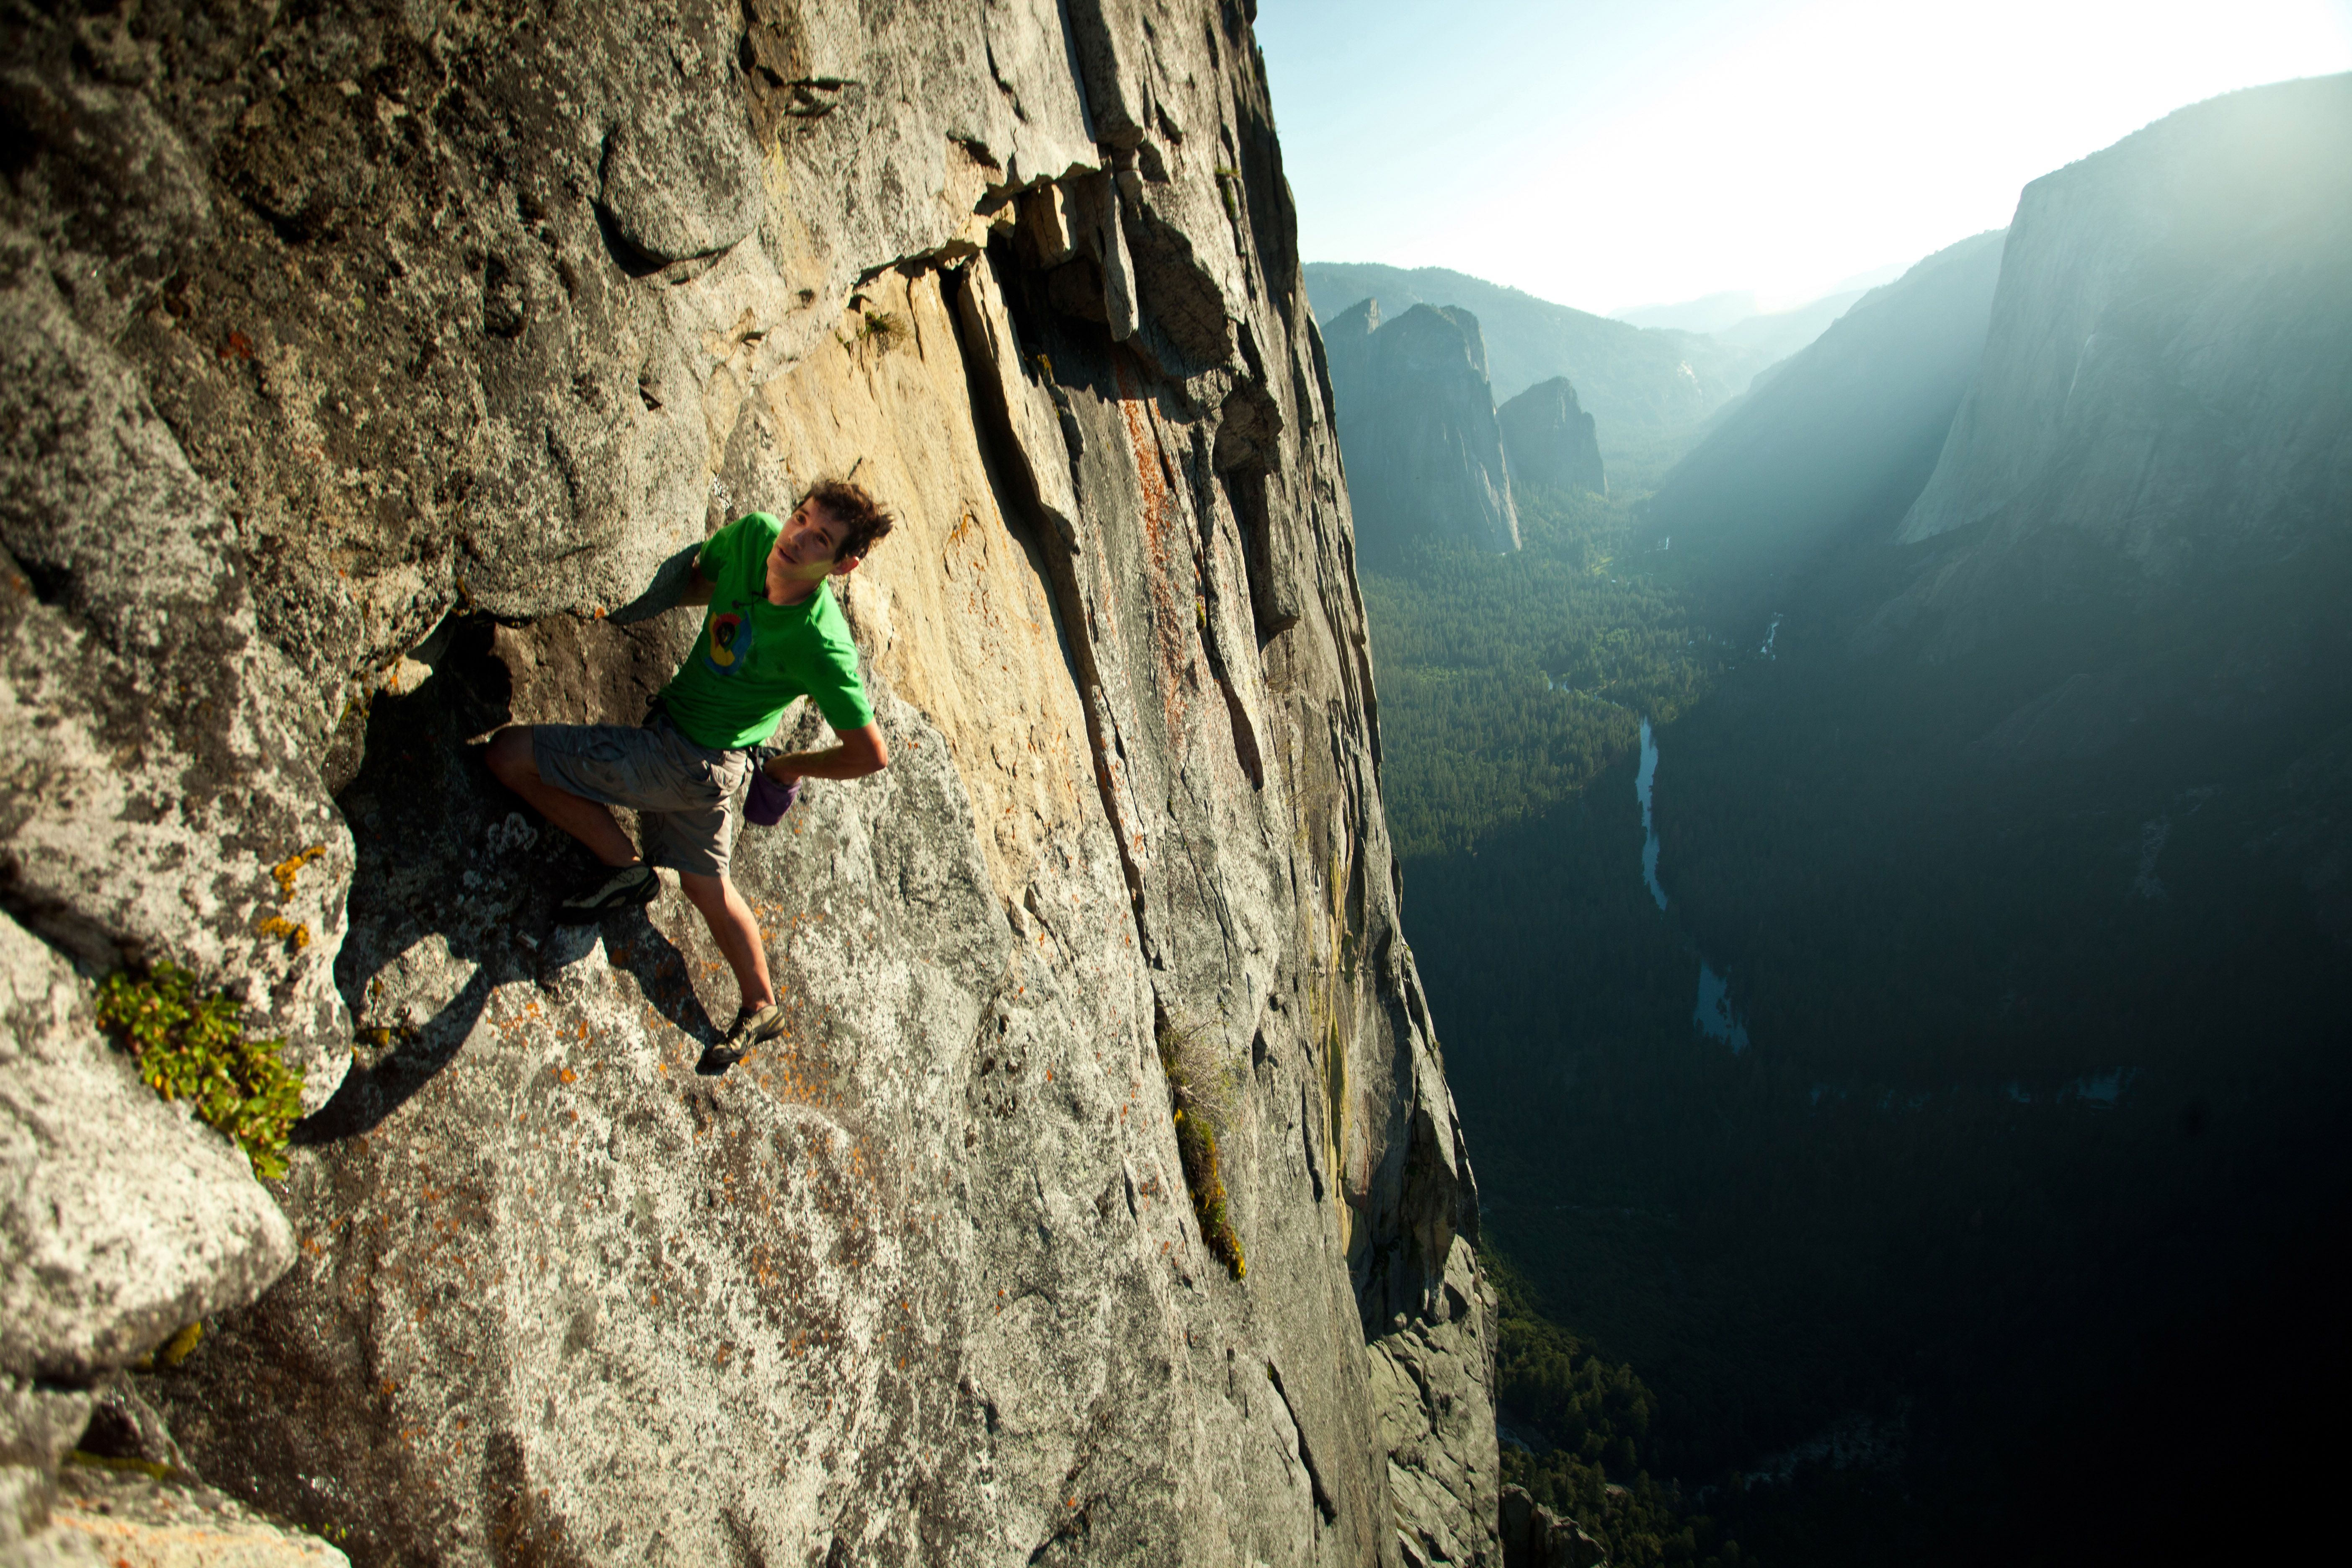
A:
[2, 905, 298, 1566]
[1497, 380, 1605, 498]
[0, 916, 294, 1387]
[44, 1461, 351, 1566]
[0, 3, 1496, 1565]
[1372, 1238, 1502, 1568]
[1324, 300, 1521, 563]
[1496, 1487, 1605, 1568]
[1643, 229, 2006, 592]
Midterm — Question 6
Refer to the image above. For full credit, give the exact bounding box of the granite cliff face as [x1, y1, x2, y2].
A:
[1322, 300, 1520, 563]
[1863, 76, 2352, 947]
[0, 4, 1498, 1565]
[1496, 379, 1604, 499]
[1893, 76, 2352, 625]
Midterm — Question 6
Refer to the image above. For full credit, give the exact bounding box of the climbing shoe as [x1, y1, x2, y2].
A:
[555, 862, 658, 923]
[696, 1002, 787, 1077]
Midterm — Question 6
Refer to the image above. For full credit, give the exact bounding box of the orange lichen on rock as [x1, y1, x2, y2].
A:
[269, 844, 328, 900]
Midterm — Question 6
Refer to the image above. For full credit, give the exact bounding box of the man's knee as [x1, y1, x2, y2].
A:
[676, 869, 730, 910]
[486, 725, 536, 785]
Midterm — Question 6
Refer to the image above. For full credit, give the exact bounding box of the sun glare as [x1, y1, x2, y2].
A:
[1259, 0, 2352, 311]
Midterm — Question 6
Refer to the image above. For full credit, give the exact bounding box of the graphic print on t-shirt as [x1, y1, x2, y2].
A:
[704, 605, 753, 673]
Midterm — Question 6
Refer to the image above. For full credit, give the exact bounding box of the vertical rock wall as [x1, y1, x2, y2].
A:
[1320, 300, 1522, 562]
[1896, 78, 2352, 577]
[0, 3, 1496, 1564]
[1496, 379, 1605, 500]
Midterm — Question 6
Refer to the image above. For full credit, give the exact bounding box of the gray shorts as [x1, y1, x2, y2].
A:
[531, 714, 753, 879]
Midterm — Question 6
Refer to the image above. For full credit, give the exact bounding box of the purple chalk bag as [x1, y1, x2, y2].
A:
[745, 766, 800, 827]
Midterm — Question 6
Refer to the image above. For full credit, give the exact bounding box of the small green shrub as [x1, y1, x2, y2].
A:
[1171, 1108, 1244, 1279]
[94, 964, 304, 1181]
[1158, 1016, 1246, 1279]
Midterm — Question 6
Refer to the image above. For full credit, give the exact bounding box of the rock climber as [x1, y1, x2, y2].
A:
[486, 479, 895, 1075]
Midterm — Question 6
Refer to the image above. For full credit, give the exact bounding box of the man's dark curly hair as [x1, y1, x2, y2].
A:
[802, 477, 895, 563]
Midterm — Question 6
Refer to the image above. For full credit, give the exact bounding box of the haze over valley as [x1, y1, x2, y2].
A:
[1293, 49, 2352, 1568]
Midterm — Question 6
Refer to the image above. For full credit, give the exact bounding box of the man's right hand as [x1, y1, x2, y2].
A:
[607, 541, 709, 624]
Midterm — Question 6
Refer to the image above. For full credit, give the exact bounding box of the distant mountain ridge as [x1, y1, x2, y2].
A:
[1643, 228, 2009, 594]
[1613, 289, 1760, 335]
[1712, 288, 1872, 363]
[1612, 258, 1905, 337]
[1303, 262, 1771, 439]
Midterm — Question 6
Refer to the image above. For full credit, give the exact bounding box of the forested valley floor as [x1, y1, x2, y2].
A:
[1366, 486, 2352, 1566]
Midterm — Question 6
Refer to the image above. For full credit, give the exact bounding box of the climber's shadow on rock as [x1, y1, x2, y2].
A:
[295, 963, 501, 1144]
[296, 616, 713, 1145]
[591, 906, 724, 1041]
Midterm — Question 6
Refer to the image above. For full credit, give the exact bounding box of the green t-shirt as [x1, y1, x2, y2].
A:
[658, 512, 874, 751]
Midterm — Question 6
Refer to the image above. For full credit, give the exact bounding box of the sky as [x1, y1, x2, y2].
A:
[1253, 0, 2352, 316]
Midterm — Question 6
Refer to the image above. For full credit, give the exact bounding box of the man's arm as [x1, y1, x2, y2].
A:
[607, 542, 713, 624]
[763, 723, 889, 782]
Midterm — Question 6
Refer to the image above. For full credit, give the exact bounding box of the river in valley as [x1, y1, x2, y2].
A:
[1638, 717, 1666, 910]
[1640, 716, 1753, 1052]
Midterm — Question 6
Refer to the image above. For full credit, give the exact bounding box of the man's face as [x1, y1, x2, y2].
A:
[768, 499, 856, 588]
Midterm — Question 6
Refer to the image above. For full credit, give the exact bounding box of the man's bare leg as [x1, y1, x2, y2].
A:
[676, 871, 776, 1016]
[485, 726, 640, 868]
